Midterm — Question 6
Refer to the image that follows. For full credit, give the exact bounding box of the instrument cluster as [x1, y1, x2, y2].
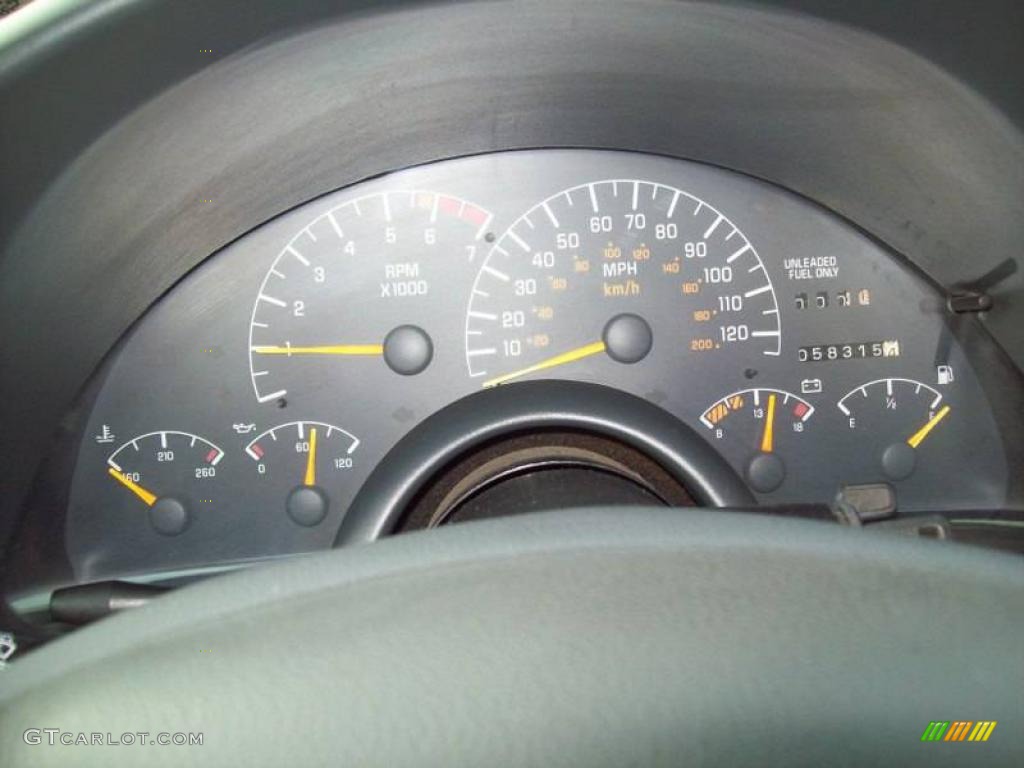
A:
[15, 150, 1019, 589]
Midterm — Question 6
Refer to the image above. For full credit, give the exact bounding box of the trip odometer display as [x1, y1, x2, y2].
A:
[465, 180, 780, 386]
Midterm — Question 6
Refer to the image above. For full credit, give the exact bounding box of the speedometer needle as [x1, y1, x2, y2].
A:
[482, 341, 607, 389]
[252, 344, 384, 356]
[304, 427, 318, 486]
[760, 393, 777, 453]
[108, 467, 157, 507]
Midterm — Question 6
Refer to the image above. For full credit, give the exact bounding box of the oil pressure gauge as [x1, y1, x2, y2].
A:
[244, 421, 360, 527]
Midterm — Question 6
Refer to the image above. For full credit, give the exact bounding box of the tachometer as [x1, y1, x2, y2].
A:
[249, 190, 492, 403]
[465, 180, 780, 385]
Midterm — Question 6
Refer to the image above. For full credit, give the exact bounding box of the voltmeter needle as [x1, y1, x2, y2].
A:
[760, 393, 777, 453]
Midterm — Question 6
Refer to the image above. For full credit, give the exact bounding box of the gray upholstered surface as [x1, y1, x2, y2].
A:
[1, 509, 1022, 766]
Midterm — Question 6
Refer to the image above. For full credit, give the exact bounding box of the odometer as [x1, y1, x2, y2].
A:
[465, 179, 781, 385]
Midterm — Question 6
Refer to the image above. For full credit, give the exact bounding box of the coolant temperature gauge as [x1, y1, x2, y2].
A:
[106, 431, 225, 536]
[837, 378, 951, 480]
[700, 388, 815, 493]
[245, 421, 360, 527]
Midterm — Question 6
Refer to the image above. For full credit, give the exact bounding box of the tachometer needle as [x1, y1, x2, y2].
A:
[107, 467, 157, 507]
[304, 427, 318, 486]
[482, 341, 607, 388]
[906, 404, 951, 449]
[760, 393, 777, 453]
[251, 344, 384, 356]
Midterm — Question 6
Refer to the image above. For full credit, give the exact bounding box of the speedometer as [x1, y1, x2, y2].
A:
[464, 180, 780, 386]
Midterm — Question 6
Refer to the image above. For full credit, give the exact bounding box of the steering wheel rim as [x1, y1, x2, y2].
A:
[1, 508, 1021, 767]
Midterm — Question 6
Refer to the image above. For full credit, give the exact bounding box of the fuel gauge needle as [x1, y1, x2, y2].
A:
[304, 427, 318, 486]
[907, 404, 951, 448]
[252, 344, 383, 356]
[107, 467, 157, 507]
[759, 393, 777, 453]
[482, 341, 607, 388]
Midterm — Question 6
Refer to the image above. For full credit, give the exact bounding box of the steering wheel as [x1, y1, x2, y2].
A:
[1, 508, 1021, 766]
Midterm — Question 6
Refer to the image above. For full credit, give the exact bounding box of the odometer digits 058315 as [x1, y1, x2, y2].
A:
[464, 180, 780, 387]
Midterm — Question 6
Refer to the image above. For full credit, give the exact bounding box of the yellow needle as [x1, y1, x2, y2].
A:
[107, 467, 157, 507]
[907, 404, 951, 448]
[252, 344, 384, 356]
[760, 393, 777, 453]
[304, 427, 318, 486]
[482, 341, 607, 388]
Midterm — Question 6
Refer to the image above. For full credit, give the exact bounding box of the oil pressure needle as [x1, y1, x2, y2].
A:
[481, 341, 607, 388]
[107, 467, 157, 507]
[760, 393, 777, 453]
[251, 344, 384, 356]
[906, 405, 951, 449]
[304, 427, 318, 487]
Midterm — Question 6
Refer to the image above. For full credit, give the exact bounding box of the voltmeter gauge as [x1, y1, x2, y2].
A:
[699, 388, 815, 493]
[837, 378, 951, 481]
[105, 431, 226, 536]
[244, 421, 360, 527]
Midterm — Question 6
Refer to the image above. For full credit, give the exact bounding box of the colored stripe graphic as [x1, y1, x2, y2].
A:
[944, 721, 971, 741]
[921, 720, 996, 742]
[968, 722, 997, 742]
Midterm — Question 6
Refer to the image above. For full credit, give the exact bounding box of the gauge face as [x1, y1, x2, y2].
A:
[244, 421, 360, 527]
[700, 388, 815, 493]
[249, 190, 492, 403]
[837, 378, 951, 481]
[106, 431, 225, 536]
[465, 179, 780, 385]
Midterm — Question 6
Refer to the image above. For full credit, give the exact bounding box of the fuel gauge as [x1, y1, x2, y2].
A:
[244, 421, 360, 527]
[699, 388, 816, 493]
[837, 378, 951, 480]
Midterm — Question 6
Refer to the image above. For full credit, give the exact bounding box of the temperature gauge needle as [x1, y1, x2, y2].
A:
[107, 467, 157, 507]
[482, 341, 607, 389]
[760, 393, 777, 453]
[907, 405, 951, 448]
[252, 344, 383, 356]
[304, 427, 318, 486]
